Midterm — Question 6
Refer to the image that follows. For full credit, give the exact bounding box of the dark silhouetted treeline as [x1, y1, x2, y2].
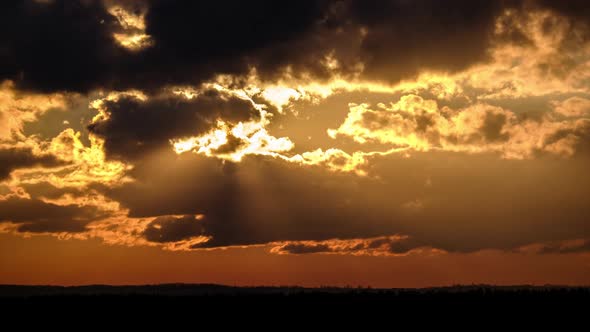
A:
[1, 284, 588, 324]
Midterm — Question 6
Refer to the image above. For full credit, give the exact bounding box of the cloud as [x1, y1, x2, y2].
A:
[0, 147, 64, 180]
[348, 0, 511, 82]
[105, 153, 402, 248]
[537, 239, 590, 254]
[0, 0, 335, 93]
[271, 235, 437, 256]
[3, 145, 590, 255]
[142, 0, 336, 84]
[20, 181, 84, 200]
[272, 236, 590, 257]
[7, 128, 131, 189]
[274, 243, 334, 255]
[535, 0, 590, 25]
[0, 197, 106, 233]
[2, 0, 590, 260]
[0, 81, 67, 140]
[107, 3, 153, 51]
[171, 116, 295, 163]
[0, 0, 123, 93]
[87, 89, 260, 160]
[93, 149, 590, 253]
[458, 9, 590, 98]
[518, 239, 590, 254]
[552, 97, 590, 117]
[143, 215, 206, 243]
[328, 94, 590, 159]
[5, 0, 590, 94]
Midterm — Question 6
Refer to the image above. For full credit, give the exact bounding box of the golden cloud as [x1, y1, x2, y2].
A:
[328, 94, 590, 159]
[0, 81, 67, 140]
[172, 116, 295, 162]
[460, 9, 590, 99]
[108, 5, 153, 51]
[8, 128, 132, 189]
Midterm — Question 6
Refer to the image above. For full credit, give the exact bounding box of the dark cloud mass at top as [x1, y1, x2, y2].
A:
[348, 0, 507, 81]
[2, 0, 588, 93]
[0, 0, 121, 93]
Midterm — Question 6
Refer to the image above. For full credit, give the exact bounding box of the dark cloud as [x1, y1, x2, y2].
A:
[348, 0, 513, 82]
[87, 89, 259, 160]
[0, 0, 334, 93]
[537, 239, 590, 254]
[102, 150, 590, 253]
[141, 0, 560, 85]
[386, 237, 426, 254]
[107, 152, 398, 248]
[143, 215, 204, 243]
[21, 182, 84, 200]
[140, 0, 335, 85]
[274, 236, 426, 255]
[278, 243, 333, 255]
[0, 147, 65, 180]
[0, 0, 124, 93]
[6, 0, 590, 94]
[122, 0, 529, 86]
[0, 197, 105, 233]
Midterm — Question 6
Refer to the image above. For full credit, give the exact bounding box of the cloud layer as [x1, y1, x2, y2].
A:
[1, 0, 590, 259]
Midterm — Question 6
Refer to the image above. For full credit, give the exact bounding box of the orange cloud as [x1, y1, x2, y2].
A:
[270, 235, 445, 257]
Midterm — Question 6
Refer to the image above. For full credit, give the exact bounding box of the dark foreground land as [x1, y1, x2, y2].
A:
[2, 284, 589, 300]
[1, 284, 589, 323]
[0, 284, 588, 327]
[1, 284, 589, 304]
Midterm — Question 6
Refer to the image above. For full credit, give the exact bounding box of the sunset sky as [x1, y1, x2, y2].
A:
[1, 0, 590, 287]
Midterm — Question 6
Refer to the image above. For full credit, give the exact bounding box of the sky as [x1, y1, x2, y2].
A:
[1, 0, 590, 287]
